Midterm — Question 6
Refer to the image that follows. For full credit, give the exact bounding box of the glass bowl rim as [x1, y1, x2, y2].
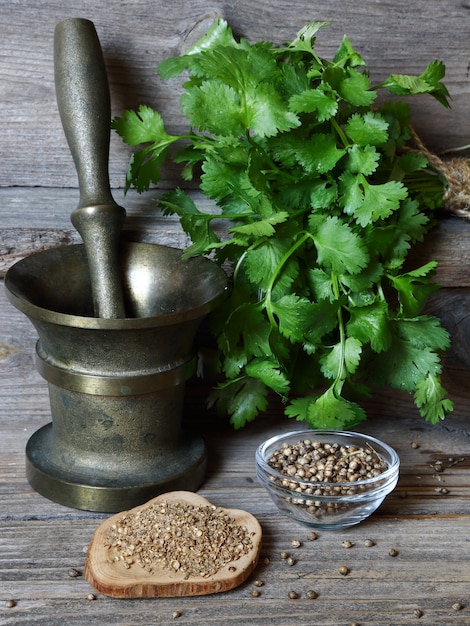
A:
[256, 429, 400, 491]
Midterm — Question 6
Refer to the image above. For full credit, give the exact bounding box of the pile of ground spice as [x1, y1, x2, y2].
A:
[105, 500, 253, 579]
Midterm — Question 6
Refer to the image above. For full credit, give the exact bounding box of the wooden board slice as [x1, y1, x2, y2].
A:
[84, 491, 262, 598]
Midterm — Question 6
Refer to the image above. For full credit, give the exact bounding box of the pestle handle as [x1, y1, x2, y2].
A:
[54, 18, 126, 319]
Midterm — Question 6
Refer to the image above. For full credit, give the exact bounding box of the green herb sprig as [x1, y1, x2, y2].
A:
[113, 20, 454, 429]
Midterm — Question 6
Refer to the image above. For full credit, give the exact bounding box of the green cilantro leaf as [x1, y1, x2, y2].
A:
[345, 111, 389, 147]
[245, 357, 290, 395]
[287, 21, 330, 55]
[289, 85, 339, 121]
[346, 144, 380, 175]
[333, 35, 366, 68]
[415, 374, 454, 424]
[286, 388, 366, 429]
[387, 262, 439, 316]
[181, 80, 244, 136]
[295, 133, 345, 174]
[347, 299, 392, 353]
[270, 294, 318, 343]
[339, 69, 377, 106]
[311, 215, 369, 274]
[244, 237, 298, 293]
[353, 178, 408, 226]
[381, 60, 450, 108]
[320, 336, 363, 379]
[112, 105, 180, 191]
[208, 377, 269, 429]
[159, 189, 220, 257]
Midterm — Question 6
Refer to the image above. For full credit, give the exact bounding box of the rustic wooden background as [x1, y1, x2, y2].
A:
[1, 1, 470, 623]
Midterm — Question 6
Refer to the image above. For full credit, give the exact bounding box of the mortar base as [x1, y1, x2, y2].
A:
[25, 423, 207, 512]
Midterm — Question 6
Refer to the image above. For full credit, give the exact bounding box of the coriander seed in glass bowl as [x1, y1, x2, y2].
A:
[256, 430, 399, 530]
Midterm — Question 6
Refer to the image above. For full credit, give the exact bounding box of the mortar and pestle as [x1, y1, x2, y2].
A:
[5, 18, 226, 512]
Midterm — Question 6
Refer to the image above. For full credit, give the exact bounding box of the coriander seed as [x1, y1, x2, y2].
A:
[280, 551, 289, 560]
[253, 579, 264, 587]
[306, 590, 318, 599]
[291, 539, 301, 548]
[250, 589, 261, 597]
[5, 599, 16, 608]
[452, 602, 464, 611]
[287, 556, 296, 566]
[339, 565, 350, 576]
[86, 593, 96, 601]
[307, 532, 318, 541]
[172, 610, 182, 618]
[288, 590, 300, 599]
[364, 539, 375, 547]
[413, 608, 423, 618]
[342, 540, 354, 548]
[388, 548, 399, 557]
[68, 567, 81, 578]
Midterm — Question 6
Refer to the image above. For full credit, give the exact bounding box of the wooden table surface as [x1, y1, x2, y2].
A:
[1, 279, 470, 626]
[2, 2, 470, 623]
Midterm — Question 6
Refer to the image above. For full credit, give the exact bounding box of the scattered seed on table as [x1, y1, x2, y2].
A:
[339, 565, 350, 576]
[364, 539, 375, 547]
[68, 567, 81, 577]
[436, 487, 449, 495]
[288, 590, 300, 599]
[306, 590, 318, 599]
[388, 548, 399, 557]
[433, 461, 444, 472]
[172, 611, 182, 619]
[307, 532, 318, 541]
[287, 556, 296, 566]
[452, 602, 464, 611]
[280, 551, 289, 560]
[342, 540, 354, 548]
[86, 593, 96, 601]
[263, 557, 270, 566]
[250, 589, 261, 597]
[411, 441, 419, 449]
[253, 579, 264, 587]
[5, 599, 16, 608]
[413, 608, 423, 618]
[291, 539, 301, 548]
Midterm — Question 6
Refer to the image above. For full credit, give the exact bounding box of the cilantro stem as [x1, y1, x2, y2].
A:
[331, 272, 346, 387]
[262, 231, 312, 329]
[331, 117, 350, 149]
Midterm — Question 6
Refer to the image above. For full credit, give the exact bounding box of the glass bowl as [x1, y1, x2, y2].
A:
[256, 430, 399, 530]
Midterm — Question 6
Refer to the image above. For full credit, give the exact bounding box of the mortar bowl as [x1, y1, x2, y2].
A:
[5, 242, 227, 512]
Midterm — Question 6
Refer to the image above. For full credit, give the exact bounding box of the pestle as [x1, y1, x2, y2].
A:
[54, 18, 126, 319]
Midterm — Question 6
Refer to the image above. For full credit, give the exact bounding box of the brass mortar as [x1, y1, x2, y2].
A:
[4, 18, 227, 512]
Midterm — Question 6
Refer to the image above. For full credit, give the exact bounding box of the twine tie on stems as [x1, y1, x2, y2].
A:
[410, 127, 470, 220]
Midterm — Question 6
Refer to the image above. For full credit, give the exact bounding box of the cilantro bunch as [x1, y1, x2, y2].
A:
[113, 20, 454, 429]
